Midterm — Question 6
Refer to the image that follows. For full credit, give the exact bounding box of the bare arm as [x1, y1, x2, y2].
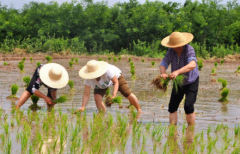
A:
[111, 75, 119, 98]
[76, 85, 91, 112]
[34, 90, 54, 105]
[159, 65, 168, 79]
[169, 60, 196, 79]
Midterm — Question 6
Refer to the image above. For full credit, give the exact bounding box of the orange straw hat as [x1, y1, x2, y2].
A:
[161, 32, 194, 48]
[79, 60, 109, 79]
[39, 63, 69, 89]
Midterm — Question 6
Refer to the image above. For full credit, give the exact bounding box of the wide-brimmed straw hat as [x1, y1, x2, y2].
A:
[79, 60, 109, 79]
[39, 63, 69, 89]
[161, 32, 194, 48]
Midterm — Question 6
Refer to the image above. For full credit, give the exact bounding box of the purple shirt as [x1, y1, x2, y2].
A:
[160, 44, 199, 85]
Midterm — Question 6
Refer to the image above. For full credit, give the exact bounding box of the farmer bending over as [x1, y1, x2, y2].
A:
[159, 32, 199, 126]
[75, 60, 141, 113]
[16, 63, 69, 109]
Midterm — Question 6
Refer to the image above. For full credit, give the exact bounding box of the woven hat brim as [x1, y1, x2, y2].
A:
[161, 33, 194, 48]
[79, 61, 109, 79]
[39, 63, 69, 89]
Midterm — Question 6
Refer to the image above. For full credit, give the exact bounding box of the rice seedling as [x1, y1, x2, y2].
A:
[220, 59, 224, 65]
[29, 95, 41, 111]
[207, 125, 212, 135]
[118, 56, 122, 60]
[18, 61, 24, 65]
[53, 95, 68, 104]
[182, 123, 186, 135]
[18, 63, 25, 73]
[113, 57, 117, 63]
[146, 123, 151, 131]
[151, 75, 170, 92]
[68, 80, 75, 91]
[218, 88, 229, 102]
[36, 62, 41, 67]
[108, 57, 111, 61]
[45, 56, 52, 63]
[172, 75, 185, 93]
[3, 62, 8, 65]
[234, 125, 240, 136]
[3, 122, 9, 135]
[234, 66, 240, 73]
[105, 87, 110, 96]
[141, 58, 145, 62]
[75, 58, 79, 64]
[130, 66, 137, 79]
[105, 96, 122, 107]
[4, 137, 11, 154]
[211, 68, 216, 76]
[22, 76, 31, 87]
[217, 78, 227, 90]
[22, 57, 26, 62]
[197, 60, 203, 71]
[8, 84, 19, 98]
[214, 62, 218, 68]
[128, 57, 132, 62]
[69, 61, 73, 68]
[151, 61, 155, 67]
[98, 58, 103, 61]
[30, 57, 33, 63]
[20, 132, 29, 150]
[71, 57, 74, 62]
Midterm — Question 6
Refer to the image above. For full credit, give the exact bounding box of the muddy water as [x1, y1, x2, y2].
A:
[1, 58, 240, 153]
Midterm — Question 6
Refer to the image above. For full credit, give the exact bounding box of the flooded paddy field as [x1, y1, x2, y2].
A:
[0, 56, 240, 153]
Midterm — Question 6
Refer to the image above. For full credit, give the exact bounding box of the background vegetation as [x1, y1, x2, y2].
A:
[0, 0, 240, 58]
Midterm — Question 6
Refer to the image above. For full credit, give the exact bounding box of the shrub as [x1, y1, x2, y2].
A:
[98, 58, 103, 61]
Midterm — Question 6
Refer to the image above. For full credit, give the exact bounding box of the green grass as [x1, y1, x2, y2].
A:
[68, 80, 75, 89]
[30, 57, 33, 63]
[106, 87, 110, 96]
[235, 66, 240, 73]
[141, 59, 145, 62]
[211, 68, 216, 75]
[71, 57, 74, 62]
[108, 57, 111, 61]
[45, 56, 52, 63]
[98, 58, 103, 61]
[53, 95, 68, 104]
[220, 59, 224, 65]
[75, 58, 79, 64]
[217, 78, 228, 90]
[118, 56, 122, 60]
[23, 76, 31, 87]
[3, 62, 8, 65]
[219, 88, 229, 102]
[9, 84, 19, 97]
[36, 62, 41, 67]
[151, 61, 155, 66]
[22, 57, 26, 62]
[113, 57, 117, 63]
[197, 60, 203, 71]
[214, 62, 218, 68]
[18, 63, 25, 73]
[128, 57, 131, 62]
[69, 61, 73, 68]
[172, 75, 185, 93]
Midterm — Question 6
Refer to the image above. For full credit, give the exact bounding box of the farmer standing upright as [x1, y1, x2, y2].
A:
[159, 32, 199, 126]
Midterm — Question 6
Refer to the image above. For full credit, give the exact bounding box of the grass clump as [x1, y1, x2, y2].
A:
[45, 56, 52, 63]
[29, 95, 41, 111]
[8, 84, 19, 98]
[68, 80, 75, 91]
[151, 61, 155, 67]
[220, 59, 224, 65]
[36, 62, 41, 67]
[75, 58, 79, 64]
[214, 62, 218, 68]
[113, 57, 117, 63]
[197, 60, 203, 71]
[23, 76, 31, 87]
[218, 88, 229, 102]
[18, 63, 25, 73]
[141, 59, 145, 62]
[3, 62, 8, 65]
[217, 78, 227, 90]
[69, 61, 73, 68]
[53, 95, 68, 104]
[234, 66, 240, 73]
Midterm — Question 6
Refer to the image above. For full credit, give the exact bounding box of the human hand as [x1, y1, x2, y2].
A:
[169, 71, 179, 80]
[74, 107, 85, 114]
[160, 73, 168, 80]
[44, 97, 54, 105]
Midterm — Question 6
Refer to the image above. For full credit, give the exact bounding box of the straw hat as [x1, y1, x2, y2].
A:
[39, 63, 69, 89]
[79, 60, 109, 79]
[161, 32, 194, 48]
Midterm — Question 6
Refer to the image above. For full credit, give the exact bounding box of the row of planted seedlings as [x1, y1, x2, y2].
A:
[1, 106, 240, 154]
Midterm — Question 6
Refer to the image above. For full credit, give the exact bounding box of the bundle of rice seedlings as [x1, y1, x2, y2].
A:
[36, 62, 41, 67]
[45, 56, 52, 63]
[197, 60, 203, 71]
[22, 57, 26, 62]
[130, 68, 136, 79]
[151, 61, 155, 67]
[234, 66, 240, 73]
[29, 95, 41, 111]
[217, 78, 227, 90]
[220, 59, 224, 65]
[151, 75, 170, 92]
[113, 57, 117, 63]
[172, 75, 185, 93]
[3, 62, 8, 66]
[30, 57, 33, 63]
[128, 57, 132, 62]
[130, 62, 134, 67]
[53, 95, 68, 104]
[98, 58, 103, 61]
[218, 88, 229, 102]
[105, 95, 112, 107]
[71, 58, 74, 62]
[18, 61, 24, 65]
[75, 58, 79, 64]
[68, 80, 75, 91]
[118, 56, 122, 60]
[214, 62, 218, 68]
[141, 59, 145, 62]
[23, 76, 31, 87]
[69, 61, 73, 68]
[8, 84, 19, 98]
[105, 96, 122, 107]
[105, 87, 110, 96]
[18, 63, 25, 73]
[211, 68, 216, 76]
[108, 57, 111, 61]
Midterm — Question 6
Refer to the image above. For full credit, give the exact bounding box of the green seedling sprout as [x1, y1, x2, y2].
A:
[69, 61, 73, 68]
[8, 84, 19, 98]
[105, 96, 122, 107]
[108, 57, 111, 61]
[98, 58, 103, 61]
[22, 76, 31, 87]
[30, 57, 33, 63]
[53, 95, 68, 104]
[3, 62, 8, 65]
[71, 57, 74, 62]
[29, 95, 41, 111]
[36, 62, 41, 67]
[173, 75, 185, 93]
[18, 61, 24, 65]
[235, 66, 240, 73]
[220, 59, 224, 65]
[75, 58, 79, 64]
[118, 56, 122, 60]
[113, 57, 117, 63]
[18, 63, 25, 73]
[68, 80, 75, 91]
[214, 62, 218, 68]
[45, 56, 52, 63]
[151, 61, 155, 67]
[4, 137, 11, 154]
[141, 58, 145, 62]
[218, 88, 229, 102]
[128, 57, 132, 62]
[151, 75, 170, 92]
[211, 68, 216, 75]
[22, 57, 26, 62]
[105, 87, 110, 96]
[197, 60, 203, 71]
[217, 78, 227, 90]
